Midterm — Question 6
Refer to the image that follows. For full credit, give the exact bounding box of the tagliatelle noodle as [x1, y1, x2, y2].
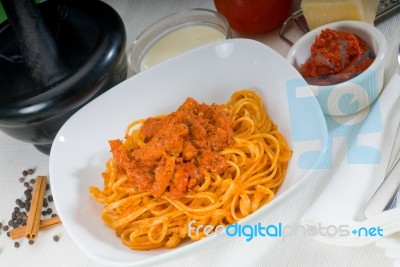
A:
[89, 89, 291, 250]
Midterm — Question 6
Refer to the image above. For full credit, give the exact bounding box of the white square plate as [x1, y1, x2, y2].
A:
[49, 38, 328, 266]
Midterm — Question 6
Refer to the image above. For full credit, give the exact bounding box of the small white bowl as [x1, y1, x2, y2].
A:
[128, 8, 231, 74]
[286, 21, 387, 116]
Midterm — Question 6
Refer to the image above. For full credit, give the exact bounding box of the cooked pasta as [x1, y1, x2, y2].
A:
[89, 89, 291, 250]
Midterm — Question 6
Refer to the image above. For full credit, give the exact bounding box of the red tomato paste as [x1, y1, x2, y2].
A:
[301, 28, 375, 86]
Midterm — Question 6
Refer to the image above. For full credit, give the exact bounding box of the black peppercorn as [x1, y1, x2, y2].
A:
[53, 235, 60, 242]
[43, 202, 48, 208]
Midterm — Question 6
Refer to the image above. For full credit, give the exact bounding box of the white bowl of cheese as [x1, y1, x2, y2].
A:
[128, 8, 231, 74]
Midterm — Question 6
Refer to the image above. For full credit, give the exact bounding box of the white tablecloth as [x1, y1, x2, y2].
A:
[0, 1, 399, 266]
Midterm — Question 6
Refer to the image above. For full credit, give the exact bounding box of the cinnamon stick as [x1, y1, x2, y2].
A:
[10, 216, 61, 240]
[24, 176, 47, 240]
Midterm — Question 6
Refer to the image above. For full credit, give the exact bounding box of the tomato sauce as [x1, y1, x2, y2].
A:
[301, 28, 375, 86]
[109, 98, 234, 199]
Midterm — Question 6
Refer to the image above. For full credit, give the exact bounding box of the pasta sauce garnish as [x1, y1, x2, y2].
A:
[301, 28, 375, 86]
[108, 98, 234, 199]
[90, 90, 292, 250]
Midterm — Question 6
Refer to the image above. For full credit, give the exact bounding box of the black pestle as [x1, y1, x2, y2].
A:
[1, 0, 70, 89]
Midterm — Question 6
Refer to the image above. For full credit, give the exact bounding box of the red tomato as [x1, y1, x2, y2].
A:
[214, 0, 292, 35]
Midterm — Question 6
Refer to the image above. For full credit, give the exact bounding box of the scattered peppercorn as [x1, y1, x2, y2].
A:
[53, 235, 60, 242]
[8, 220, 16, 228]
[24, 190, 31, 197]
[6, 169, 59, 248]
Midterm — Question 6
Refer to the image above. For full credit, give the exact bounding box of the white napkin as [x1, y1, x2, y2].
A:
[376, 232, 400, 266]
[301, 73, 400, 247]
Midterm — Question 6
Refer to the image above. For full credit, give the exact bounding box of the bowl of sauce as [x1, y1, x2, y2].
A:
[128, 8, 231, 74]
[286, 21, 387, 116]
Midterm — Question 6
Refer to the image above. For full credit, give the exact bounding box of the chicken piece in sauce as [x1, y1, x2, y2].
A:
[109, 97, 234, 199]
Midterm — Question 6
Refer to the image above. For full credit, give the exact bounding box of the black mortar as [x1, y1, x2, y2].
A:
[0, 0, 127, 154]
